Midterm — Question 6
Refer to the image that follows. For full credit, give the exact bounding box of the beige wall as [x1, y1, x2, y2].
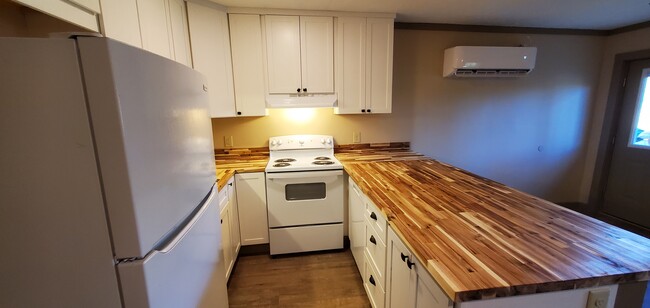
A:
[214, 29, 605, 202]
[579, 27, 650, 203]
[400, 30, 604, 202]
[211, 104, 414, 148]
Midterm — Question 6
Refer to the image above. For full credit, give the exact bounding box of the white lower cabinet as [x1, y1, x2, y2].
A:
[235, 172, 269, 245]
[349, 177, 451, 308]
[219, 177, 240, 280]
[386, 226, 453, 308]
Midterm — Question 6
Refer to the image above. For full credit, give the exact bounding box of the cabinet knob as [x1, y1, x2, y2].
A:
[400, 253, 408, 262]
[297, 88, 301, 93]
[237, 111, 242, 115]
[220, 219, 223, 224]
[407, 260, 415, 269]
[369, 212, 377, 221]
[303, 88, 307, 92]
[228, 183, 233, 186]
[361, 109, 366, 113]
[369, 235, 377, 245]
[369, 275, 376, 286]
[367, 109, 372, 113]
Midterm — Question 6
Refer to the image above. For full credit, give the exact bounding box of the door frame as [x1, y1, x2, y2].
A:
[589, 49, 650, 229]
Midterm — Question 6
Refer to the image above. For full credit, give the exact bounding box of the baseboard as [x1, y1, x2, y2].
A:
[239, 244, 270, 256]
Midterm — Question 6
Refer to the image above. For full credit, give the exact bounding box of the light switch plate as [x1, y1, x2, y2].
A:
[353, 132, 361, 143]
[224, 136, 234, 147]
[586, 289, 610, 308]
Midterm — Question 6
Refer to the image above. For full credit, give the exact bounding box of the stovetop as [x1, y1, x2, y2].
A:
[265, 135, 343, 173]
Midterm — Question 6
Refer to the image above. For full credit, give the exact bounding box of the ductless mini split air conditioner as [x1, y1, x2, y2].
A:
[443, 46, 537, 77]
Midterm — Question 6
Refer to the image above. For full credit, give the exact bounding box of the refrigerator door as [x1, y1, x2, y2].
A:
[76, 37, 217, 259]
[118, 185, 229, 308]
[0, 38, 121, 307]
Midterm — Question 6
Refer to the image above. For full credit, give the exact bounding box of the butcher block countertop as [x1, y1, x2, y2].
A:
[215, 148, 268, 191]
[342, 157, 650, 302]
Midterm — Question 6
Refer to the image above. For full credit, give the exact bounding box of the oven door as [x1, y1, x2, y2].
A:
[266, 170, 344, 228]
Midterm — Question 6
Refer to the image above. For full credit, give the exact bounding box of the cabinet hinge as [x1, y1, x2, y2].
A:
[622, 78, 627, 88]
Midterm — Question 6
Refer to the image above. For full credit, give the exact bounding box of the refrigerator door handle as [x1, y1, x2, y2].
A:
[156, 185, 217, 254]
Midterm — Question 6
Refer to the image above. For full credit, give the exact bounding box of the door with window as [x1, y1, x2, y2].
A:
[602, 59, 650, 228]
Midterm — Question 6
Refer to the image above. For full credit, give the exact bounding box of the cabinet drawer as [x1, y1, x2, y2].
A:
[364, 251, 386, 308]
[365, 199, 387, 243]
[365, 222, 386, 288]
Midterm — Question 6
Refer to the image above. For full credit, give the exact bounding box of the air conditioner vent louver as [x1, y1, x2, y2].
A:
[443, 46, 537, 78]
[454, 69, 532, 77]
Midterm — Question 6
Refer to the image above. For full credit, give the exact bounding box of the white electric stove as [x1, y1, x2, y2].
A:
[265, 135, 344, 255]
[266, 135, 343, 173]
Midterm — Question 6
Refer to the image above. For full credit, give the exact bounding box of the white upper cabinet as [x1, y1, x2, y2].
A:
[167, 0, 192, 66]
[229, 14, 267, 116]
[99, 0, 142, 48]
[15, 0, 100, 31]
[186, 2, 236, 118]
[335, 17, 394, 114]
[137, 0, 172, 59]
[264, 15, 334, 94]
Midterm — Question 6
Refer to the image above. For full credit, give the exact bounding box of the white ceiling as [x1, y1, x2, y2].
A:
[212, 0, 650, 30]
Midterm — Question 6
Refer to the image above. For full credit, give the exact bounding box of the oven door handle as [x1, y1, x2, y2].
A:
[266, 170, 343, 180]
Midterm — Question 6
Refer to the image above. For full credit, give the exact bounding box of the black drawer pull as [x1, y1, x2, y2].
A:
[369, 212, 377, 221]
[369, 275, 376, 286]
[369, 235, 377, 245]
[400, 253, 408, 262]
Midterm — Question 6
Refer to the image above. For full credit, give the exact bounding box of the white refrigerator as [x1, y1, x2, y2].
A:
[0, 36, 229, 307]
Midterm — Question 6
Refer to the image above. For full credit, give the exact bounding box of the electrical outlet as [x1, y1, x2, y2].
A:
[586, 289, 610, 308]
[224, 136, 234, 148]
[353, 132, 361, 143]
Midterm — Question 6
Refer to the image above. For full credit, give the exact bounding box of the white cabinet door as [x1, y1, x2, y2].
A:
[387, 227, 416, 308]
[99, 0, 142, 48]
[349, 179, 366, 274]
[365, 17, 393, 114]
[264, 15, 302, 94]
[228, 180, 241, 255]
[220, 201, 234, 279]
[137, 0, 172, 59]
[167, 0, 191, 66]
[187, 3, 237, 118]
[235, 172, 269, 245]
[15, 0, 99, 31]
[300, 16, 334, 93]
[229, 14, 267, 117]
[335, 17, 366, 114]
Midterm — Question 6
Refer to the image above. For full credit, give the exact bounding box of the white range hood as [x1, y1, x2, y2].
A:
[266, 93, 338, 108]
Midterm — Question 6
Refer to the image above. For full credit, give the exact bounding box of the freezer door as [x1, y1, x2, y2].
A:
[76, 37, 217, 259]
[118, 185, 228, 308]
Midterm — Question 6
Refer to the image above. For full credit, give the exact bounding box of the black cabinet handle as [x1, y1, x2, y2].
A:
[369, 235, 377, 245]
[369, 275, 376, 286]
[228, 182, 233, 187]
[367, 109, 372, 113]
[400, 253, 408, 262]
[369, 212, 377, 221]
[407, 260, 415, 269]
[361, 109, 366, 113]
[303, 88, 307, 92]
[237, 111, 241, 115]
[220, 219, 223, 224]
[297, 88, 301, 93]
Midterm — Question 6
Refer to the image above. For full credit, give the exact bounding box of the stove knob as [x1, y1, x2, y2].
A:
[320, 138, 326, 144]
[277, 140, 282, 145]
[299, 140, 305, 145]
[326, 138, 332, 145]
[271, 140, 277, 146]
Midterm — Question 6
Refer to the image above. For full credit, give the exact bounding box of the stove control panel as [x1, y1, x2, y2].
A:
[269, 135, 334, 151]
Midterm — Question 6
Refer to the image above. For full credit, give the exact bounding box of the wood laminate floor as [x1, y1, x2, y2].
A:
[227, 249, 371, 307]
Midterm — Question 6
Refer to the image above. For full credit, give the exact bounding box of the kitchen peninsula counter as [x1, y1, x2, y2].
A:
[215, 148, 268, 191]
[341, 155, 650, 303]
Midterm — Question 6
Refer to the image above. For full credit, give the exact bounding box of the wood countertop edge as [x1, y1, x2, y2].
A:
[344, 162, 650, 302]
